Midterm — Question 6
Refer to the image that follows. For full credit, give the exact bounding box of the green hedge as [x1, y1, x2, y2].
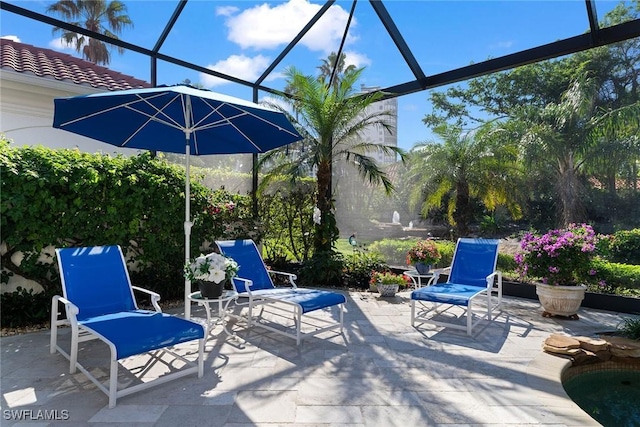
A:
[589, 258, 640, 295]
[605, 228, 640, 265]
[1, 141, 260, 327]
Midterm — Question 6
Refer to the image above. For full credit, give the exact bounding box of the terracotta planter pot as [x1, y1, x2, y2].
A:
[535, 283, 587, 318]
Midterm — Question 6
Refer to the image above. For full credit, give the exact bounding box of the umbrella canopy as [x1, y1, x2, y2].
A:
[53, 85, 302, 318]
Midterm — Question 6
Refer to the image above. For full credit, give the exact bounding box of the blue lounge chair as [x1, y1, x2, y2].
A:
[411, 238, 502, 336]
[215, 239, 346, 345]
[50, 246, 205, 408]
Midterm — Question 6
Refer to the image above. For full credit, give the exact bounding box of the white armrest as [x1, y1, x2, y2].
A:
[268, 270, 297, 288]
[485, 271, 503, 289]
[131, 286, 162, 312]
[233, 277, 254, 295]
[52, 295, 79, 324]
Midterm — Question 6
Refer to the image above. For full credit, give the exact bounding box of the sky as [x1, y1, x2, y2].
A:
[0, 0, 628, 151]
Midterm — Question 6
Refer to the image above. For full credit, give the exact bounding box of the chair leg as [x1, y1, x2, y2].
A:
[197, 338, 204, 378]
[295, 307, 302, 346]
[466, 301, 473, 336]
[410, 300, 415, 327]
[50, 297, 59, 354]
[108, 352, 118, 408]
[69, 324, 79, 374]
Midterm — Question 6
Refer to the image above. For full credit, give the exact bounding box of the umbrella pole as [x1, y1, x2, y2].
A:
[184, 95, 194, 320]
[184, 138, 192, 320]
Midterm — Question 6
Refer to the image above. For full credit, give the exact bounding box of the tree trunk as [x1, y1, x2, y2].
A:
[314, 160, 335, 254]
[453, 180, 471, 237]
[557, 152, 586, 227]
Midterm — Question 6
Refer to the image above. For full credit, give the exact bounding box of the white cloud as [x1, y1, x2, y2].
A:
[1, 35, 21, 42]
[215, 6, 238, 17]
[259, 95, 291, 113]
[222, 0, 356, 53]
[48, 37, 74, 52]
[342, 50, 371, 69]
[200, 54, 271, 88]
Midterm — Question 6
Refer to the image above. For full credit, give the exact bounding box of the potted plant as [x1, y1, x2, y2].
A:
[406, 239, 441, 274]
[371, 271, 410, 297]
[184, 252, 239, 299]
[515, 223, 603, 319]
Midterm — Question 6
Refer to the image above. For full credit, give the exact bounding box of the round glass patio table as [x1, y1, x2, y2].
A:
[403, 269, 440, 290]
[188, 290, 238, 340]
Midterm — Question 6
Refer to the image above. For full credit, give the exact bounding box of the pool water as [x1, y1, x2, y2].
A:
[563, 369, 640, 427]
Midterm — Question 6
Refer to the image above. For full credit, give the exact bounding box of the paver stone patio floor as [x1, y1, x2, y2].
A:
[2, 291, 637, 426]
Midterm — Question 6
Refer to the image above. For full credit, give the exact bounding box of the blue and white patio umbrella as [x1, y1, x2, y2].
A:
[53, 85, 302, 318]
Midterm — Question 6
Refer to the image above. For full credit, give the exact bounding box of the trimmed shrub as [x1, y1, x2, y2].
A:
[1, 141, 259, 302]
[342, 249, 386, 289]
[607, 229, 640, 265]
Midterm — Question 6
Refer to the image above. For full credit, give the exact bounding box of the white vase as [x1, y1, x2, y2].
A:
[535, 283, 587, 318]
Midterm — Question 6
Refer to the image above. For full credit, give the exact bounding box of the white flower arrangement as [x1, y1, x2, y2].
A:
[184, 252, 239, 283]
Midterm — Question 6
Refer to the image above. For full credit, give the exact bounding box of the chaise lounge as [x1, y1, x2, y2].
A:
[411, 238, 502, 336]
[216, 239, 346, 345]
[51, 245, 205, 408]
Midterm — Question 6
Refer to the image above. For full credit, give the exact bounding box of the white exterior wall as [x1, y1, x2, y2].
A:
[0, 70, 140, 155]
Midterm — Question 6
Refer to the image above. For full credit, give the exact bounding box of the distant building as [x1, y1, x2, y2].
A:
[358, 84, 398, 165]
[0, 38, 151, 153]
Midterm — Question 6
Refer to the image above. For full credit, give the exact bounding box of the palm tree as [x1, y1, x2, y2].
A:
[46, 0, 133, 65]
[406, 123, 523, 237]
[521, 73, 640, 227]
[317, 52, 356, 90]
[260, 66, 404, 260]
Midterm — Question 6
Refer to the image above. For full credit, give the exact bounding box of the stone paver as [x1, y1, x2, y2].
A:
[1, 291, 637, 426]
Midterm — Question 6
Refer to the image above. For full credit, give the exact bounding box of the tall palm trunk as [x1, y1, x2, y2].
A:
[453, 180, 471, 237]
[557, 151, 586, 226]
[314, 160, 336, 253]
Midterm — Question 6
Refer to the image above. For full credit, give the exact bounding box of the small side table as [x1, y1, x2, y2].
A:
[188, 290, 238, 340]
[403, 269, 440, 290]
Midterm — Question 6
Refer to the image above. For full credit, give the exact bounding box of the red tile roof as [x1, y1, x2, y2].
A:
[0, 38, 151, 91]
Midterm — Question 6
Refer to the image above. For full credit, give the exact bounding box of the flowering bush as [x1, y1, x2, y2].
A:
[370, 271, 410, 288]
[184, 252, 239, 283]
[515, 223, 603, 287]
[406, 239, 441, 266]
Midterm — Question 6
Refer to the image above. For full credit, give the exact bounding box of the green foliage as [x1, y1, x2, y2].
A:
[260, 64, 405, 256]
[259, 178, 316, 263]
[368, 238, 453, 267]
[406, 123, 524, 237]
[342, 247, 386, 289]
[607, 229, 640, 265]
[587, 258, 640, 294]
[298, 250, 344, 287]
[368, 239, 415, 266]
[0, 141, 258, 301]
[0, 287, 54, 328]
[617, 317, 640, 340]
[497, 252, 518, 272]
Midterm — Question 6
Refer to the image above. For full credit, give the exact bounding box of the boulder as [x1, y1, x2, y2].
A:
[544, 334, 581, 349]
[575, 336, 609, 353]
[603, 336, 640, 358]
